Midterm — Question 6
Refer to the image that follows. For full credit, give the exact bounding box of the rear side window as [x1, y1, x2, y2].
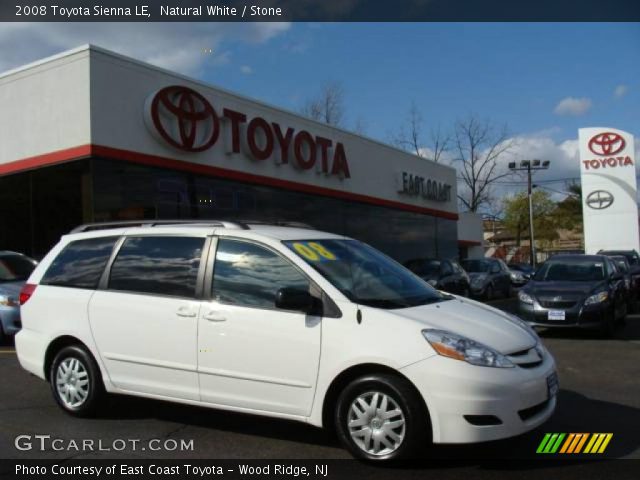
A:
[42, 237, 118, 289]
[108, 236, 205, 298]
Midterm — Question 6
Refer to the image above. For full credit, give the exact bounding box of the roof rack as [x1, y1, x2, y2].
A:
[70, 220, 248, 233]
[69, 219, 315, 234]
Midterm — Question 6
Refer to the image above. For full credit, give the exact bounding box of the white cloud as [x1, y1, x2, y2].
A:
[240, 65, 253, 75]
[553, 97, 592, 116]
[0, 22, 290, 75]
[614, 84, 629, 99]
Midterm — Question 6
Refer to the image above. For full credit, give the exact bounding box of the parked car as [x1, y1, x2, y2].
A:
[599, 251, 640, 312]
[404, 258, 471, 296]
[518, 254, 627, 336]
[16, 221, 556, 461]
[507, 264, 532, 288]
[0, 251, 37, 342]
[460, 258, 512, 299]
[609, 256, 636, 313]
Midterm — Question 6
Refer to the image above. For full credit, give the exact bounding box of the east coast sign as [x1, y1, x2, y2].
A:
[144, 85, 351, 179]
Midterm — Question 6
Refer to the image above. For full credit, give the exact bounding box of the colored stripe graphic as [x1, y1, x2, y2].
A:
[538, 433, 613, 454]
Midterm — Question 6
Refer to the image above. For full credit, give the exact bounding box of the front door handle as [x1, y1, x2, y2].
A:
[203, 311, 227, 322]
[176, 306, 197, 318]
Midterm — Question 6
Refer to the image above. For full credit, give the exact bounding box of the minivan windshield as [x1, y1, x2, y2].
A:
[533, 258, 605, 282]
[284, 239, 447, 309]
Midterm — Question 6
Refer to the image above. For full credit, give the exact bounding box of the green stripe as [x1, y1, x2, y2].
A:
[537, 433, 552, 453]
[543, 434, 559, 453]
[550, 433, 566, 453]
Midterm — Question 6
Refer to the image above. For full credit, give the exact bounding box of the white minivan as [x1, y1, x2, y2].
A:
[16, 221, 557, 461]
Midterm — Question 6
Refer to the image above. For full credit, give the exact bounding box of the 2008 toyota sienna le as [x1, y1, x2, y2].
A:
[16, 220, 557, 461]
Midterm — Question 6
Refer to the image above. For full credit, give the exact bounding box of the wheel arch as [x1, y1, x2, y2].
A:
[44, 335, 94, 382]
[321, 363, 431, 436]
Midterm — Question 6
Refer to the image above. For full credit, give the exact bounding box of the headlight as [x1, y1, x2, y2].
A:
[422, 329, 515, 368]
[427, 279, 438, 287]
[518, 290, 534, 305]
[584, 291, 608, 305]
[471, 274, 487, 286]
[0, 294, 19, 307]
[510, 272, 524, 281]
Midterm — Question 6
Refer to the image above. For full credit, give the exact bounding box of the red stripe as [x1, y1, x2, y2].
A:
[458, 240, 482, 247]
[0, 145, 92, 175]
[0, 144, 459, 220]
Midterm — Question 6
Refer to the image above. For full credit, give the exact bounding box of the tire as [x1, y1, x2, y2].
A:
[0, 323, 5, 345]
[599, 309, 615, 338]
[49, 345, 104, 417]
[462, 287, 470, 298]
[503, 284, 512, 298]
[334, 373, 429, 461]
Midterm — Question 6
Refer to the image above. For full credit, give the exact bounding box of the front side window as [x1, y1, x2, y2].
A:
[109, 236, 204, 298]
[284, 239, 445, 309]
[212, 239, 310, 309]
[461, 259, 491, 273]
[41, 237, 118, 289]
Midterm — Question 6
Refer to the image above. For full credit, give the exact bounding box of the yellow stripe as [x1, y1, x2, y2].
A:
[583, 433, 598, 453]
[597, 434, 613, 454]
[560, 433, 576, 453]
[567, 434, 582, 453]
[590, 434, 606, 453]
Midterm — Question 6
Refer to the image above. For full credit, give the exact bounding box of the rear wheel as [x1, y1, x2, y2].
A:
[485, 284, 494, 301]
[50, 345, 104, 417]
[599, 310, 615, 338]
[334, 374, 429, 461]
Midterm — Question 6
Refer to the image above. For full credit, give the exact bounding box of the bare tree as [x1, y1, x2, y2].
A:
[300, 81, 345, 127]
[391, 101, 450, 162]
[453, 115, 515, 212]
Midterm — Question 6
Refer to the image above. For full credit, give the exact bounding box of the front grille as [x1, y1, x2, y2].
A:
[539, 300, 576, 309]
[506, 346, 543, 369]
[518, 399, 551, 421]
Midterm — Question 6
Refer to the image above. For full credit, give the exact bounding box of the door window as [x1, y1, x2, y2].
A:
[212, 239, 310, 309]
[440, 261, 454, 276]
[108, 236, 205, 298]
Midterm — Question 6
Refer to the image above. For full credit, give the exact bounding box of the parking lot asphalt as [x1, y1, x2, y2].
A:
[0, 297, 639, 470]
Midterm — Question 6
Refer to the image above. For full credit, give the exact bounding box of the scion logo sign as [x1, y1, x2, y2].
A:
[149, 86, 220, 152]
[586, 190, 614, 210]
[145, 85, 351, 179]
[588, 132, 626, 156]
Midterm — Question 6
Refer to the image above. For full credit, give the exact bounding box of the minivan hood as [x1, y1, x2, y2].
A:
[392, 297, 537, 354]
[0, 280, 25, 298]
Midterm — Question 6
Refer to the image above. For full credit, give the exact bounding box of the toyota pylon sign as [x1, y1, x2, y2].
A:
[579, 127, 638, 254]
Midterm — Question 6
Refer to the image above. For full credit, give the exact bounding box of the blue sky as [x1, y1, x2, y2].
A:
[1, 22, 639, 201]
[203, 23, 639, 145]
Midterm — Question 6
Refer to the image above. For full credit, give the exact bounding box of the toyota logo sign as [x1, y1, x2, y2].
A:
[586, 190, 614, 210]
[149, 86, 220, 152]
[588, 132, 626, 156]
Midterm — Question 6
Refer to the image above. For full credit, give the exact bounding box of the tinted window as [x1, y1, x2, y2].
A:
[213, 239, 310, 309]
[461, 259, 491, 273]
[441, 261, 453, 276]
[0, 254, 36, 282]
[42, 237, 117, 289]
[406, 259, 440, 277]
[109, 236, 204, 298]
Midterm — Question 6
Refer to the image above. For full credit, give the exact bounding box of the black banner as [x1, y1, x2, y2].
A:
[2, 0, 640, 22]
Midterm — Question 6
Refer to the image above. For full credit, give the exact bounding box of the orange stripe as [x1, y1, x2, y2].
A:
[567, 434, 582, 453]
[559, 433, 576, 453]
[574, 433, 589, 453]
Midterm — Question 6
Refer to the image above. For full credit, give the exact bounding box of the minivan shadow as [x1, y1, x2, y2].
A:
[98, 388, 639, 463]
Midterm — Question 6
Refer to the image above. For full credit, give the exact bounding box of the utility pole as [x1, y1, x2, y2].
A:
[508, 159, 551, 267]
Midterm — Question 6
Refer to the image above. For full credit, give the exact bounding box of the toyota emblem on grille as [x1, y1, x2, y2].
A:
[586, 190, 614, 210]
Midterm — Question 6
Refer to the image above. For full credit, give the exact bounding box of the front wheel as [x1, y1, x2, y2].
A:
[334, 374, 429, 461]
[50, 345, 104, 417]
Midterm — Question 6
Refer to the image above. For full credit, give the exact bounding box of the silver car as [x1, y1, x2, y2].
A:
[0, 251, 37, 342]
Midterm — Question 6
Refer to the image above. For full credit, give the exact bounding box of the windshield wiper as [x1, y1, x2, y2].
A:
[357, 298, 412, 309]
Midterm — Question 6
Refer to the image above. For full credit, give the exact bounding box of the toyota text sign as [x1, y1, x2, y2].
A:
[579, 127, 638, 254]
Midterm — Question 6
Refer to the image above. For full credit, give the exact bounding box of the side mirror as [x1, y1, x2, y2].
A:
[275, 288, 315, 313]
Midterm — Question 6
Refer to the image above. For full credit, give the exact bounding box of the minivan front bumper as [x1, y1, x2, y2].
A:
[401, 351, 557, 444]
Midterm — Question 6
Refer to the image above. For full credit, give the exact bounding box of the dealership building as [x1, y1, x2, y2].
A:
[0, 45, 479, 261]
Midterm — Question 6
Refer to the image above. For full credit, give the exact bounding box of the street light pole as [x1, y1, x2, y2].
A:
[508, 159, 551, 268]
